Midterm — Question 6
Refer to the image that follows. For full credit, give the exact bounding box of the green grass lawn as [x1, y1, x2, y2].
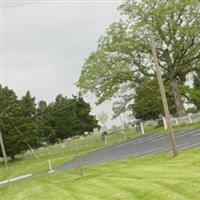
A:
[1, 148, 200, 200]
[1, 123, 200, 182]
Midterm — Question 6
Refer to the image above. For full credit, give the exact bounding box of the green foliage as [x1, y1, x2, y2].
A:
[0, 85, 98, 159]
[78, 0, 200, 117]
[44, 94, 98, 141]
[97, 112, 109, 127]
[36, 100, 57, 144]
[132, 79, 162, 120]
[0, 86, 39, 159]
[37, 94, 99, 143]
[182, 70, 200, 110]
[132, 79, 176, 120]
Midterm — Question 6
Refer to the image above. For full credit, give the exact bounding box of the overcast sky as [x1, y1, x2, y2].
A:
[1, 0, 123, 127]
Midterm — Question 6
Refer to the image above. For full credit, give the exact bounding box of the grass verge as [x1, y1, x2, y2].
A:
[1, 148, 200, 200]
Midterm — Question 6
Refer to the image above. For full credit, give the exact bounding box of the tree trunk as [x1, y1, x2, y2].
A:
[170, 79, 186, 117]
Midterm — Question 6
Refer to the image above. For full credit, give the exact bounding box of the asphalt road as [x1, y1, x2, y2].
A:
[57, 128, 200, 170]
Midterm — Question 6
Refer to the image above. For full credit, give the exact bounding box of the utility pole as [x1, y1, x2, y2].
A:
[0, 130, 8, 169]
[150, 36, 178, 157]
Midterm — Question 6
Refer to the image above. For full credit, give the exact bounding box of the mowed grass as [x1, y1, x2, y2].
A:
[1, 148, 200, 200]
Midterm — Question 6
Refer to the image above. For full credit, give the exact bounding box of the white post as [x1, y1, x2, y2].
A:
[140, 122, 145, 135]
[48, 159, 54, 173]
[163, 117, 167, 130]
[188, 116, 192, 124]
[48, 159, 52, 171]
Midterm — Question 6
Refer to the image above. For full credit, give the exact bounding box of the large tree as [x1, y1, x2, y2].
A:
[0, 87, 39, 159]
[37, 94, 99, 142]
[78, 0, 200, 117]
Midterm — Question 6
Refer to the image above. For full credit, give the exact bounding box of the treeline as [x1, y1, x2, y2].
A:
[0, 85, 98, 159]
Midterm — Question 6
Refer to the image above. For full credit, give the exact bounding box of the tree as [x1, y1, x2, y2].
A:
[182, 69, 200, 110]
[49, 95, 80, 140]
[36, 100, 56, 144]
[72, 94, 99, 135]
[37, 94, 99, 142]
[132, 79, 176, 120]
[0, 86, 39, 159]
[78, 0, 200, 117]
[112, 96, 131, 127]
[97, 112, 109, 128]
[190, 71, 200, 110]
[0, 85, 20, 159]
[17, 91, 39, 151]
[0, 86, 98, 159]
